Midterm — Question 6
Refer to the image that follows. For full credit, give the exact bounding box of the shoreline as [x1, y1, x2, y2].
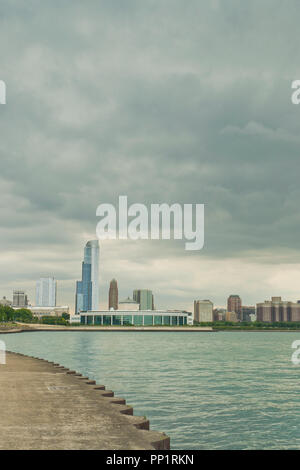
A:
[0, 323, 214, 333]
[1, 324, 300, 334]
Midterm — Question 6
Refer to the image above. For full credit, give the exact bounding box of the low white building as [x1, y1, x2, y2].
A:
[118, 297, 139, 311]
[72, 309, 193, 326]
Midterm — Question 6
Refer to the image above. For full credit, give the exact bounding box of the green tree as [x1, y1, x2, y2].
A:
[13, 308, 34, 323]
[0, 305, 15, 322]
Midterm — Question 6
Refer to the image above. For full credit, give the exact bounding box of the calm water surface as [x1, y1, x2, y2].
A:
[1, 330, 300, 450]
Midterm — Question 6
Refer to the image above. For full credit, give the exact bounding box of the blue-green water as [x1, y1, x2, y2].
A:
[1, 331, 300, 450]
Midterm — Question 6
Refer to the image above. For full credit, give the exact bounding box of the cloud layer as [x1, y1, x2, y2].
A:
[1, 1, 300, 311]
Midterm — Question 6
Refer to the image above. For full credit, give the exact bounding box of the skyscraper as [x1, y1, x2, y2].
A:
[194, 300, 213, 322]
[133, 289, 153, 310]
[75, 240, 99, 313]
[227, 295, 242, 319]
[109, 279, 118, 310]
[36, 277, 57, 307]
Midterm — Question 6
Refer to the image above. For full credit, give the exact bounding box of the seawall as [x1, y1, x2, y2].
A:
[0, 351, 170, 450]
[0, 323, 214, 333]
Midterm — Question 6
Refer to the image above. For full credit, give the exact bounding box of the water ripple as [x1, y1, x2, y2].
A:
[1, 331, 300, 450]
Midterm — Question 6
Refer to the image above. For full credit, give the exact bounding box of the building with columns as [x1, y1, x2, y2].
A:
[76, 309, 193, 326]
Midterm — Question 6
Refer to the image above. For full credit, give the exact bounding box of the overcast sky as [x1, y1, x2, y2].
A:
[1, 0, 300, 312]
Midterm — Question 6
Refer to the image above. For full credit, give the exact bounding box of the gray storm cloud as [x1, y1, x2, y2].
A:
[1, 0, 300, 311]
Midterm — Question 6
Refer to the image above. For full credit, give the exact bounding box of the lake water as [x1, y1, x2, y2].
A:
[1, 330, 300, 450]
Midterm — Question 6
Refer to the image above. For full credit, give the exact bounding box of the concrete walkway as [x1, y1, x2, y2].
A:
[0, 352, 170, 450]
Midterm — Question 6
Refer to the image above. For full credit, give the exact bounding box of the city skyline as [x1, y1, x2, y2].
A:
[5, 256, 300, 325]
[4, 243, 300, 313]
[5, 251, 300, 316]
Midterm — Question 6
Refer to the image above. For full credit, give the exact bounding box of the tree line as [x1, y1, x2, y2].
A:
[196, 321, 300, 329]
[0, 305, 69, 325]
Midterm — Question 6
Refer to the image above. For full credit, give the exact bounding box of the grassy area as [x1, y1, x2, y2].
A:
[195, 321, 300, 331]
[0, 322, 20, 331]
[68, 323, 204, 327]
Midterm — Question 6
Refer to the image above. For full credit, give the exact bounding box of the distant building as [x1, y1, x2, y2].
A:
[213, 308, 226, 321]
[227, 295, 242, 319]
[76, 309, 193, 326]
[194, 300, 213, 322]
[241, 306, 255, 322]
[36, 277, 57, 307]
[133, 289, 153, 310]
[12, 290, 28, 308]
[225, 311, 238, 322]
[29, 306, 69, 320]
[0, 296, 12, 307]
[119, 297, 139, 311]
[257, 297, 300, 322]
[108, 279, 118, 310]
[75, 240, 99, 313]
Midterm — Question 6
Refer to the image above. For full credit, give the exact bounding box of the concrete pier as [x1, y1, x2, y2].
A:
[0, 351, 170, 450]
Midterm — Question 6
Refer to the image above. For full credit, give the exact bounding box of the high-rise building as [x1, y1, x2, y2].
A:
[133, 289, 153, 310]
[75, 240, 99, 313]
[36, 277, 57, 307]
[241, 306, 255, 322]
[109, 279, 118, 310]
[257, 297, 300, 322]
[194, 300, 213, 323]
[227, 295, 242, 319]
[12, 290, 28, 308]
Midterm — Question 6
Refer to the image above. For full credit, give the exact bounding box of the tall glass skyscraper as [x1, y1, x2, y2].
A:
[75, 240, 99, 313]
[36, 277, 57, 307]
